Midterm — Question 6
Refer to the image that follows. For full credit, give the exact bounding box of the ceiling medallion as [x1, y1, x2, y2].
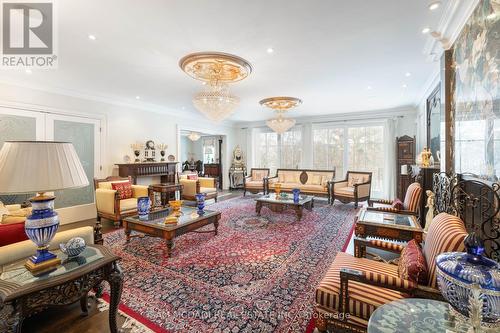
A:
[260, 97, 302, 134]
[180, 52, 252, 122]
[187, 132, 201, 141]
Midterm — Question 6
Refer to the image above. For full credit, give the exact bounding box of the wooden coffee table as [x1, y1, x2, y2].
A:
[255, 193, 314, 220]
[123, 207, 220, 257]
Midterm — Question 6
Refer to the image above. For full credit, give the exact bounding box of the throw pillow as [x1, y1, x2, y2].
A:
[111, 181, 133, 200]
[398, 239, 429, 285]
[392, 198, 404, 210]
[0, 222, 29, 246]
[187, 174, 198, 180]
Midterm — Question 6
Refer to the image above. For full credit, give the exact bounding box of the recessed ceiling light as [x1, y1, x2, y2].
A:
[402, 84, 408, 88]
[367, 86, 373, 90]
[181, 106, 186, 110]
[135, 96, 140, 100]
[267, 47, 274, 54]
[88, 34, 97, 40]
[422, 27, 431, 34]
[428, 1, 441, 10]
[487, 13, 497, 20]
[25, 68, 32, 74]
[405, 72, 411, 77]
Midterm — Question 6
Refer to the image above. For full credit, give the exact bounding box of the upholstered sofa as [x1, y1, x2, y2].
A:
[0, 226, 95, 266]
[265, 169, 335, 203]
[332, 171, 372, 208]
[94, 176, 149, 227]
[243, 168, 269, 196]
[314, 213, 467, 332]
[179, 174, 218, 202]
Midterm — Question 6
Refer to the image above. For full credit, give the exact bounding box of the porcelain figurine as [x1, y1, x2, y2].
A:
[424, 190, 435, 233]
[59, 237, 86, 257]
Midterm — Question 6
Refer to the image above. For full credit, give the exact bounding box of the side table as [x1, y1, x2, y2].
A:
[148, 183, 183, 208]
[368, 298, 471, 333]
[0, 245, 123, 333]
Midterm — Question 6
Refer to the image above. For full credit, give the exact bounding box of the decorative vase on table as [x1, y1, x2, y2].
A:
[275, 183, 282, 197]
[436, 233, 500, 331]
[169, 200, 183, 217]
[195, 193, 206, 215]
[292, 188, 300, 203]
[137, 196, 150, 219]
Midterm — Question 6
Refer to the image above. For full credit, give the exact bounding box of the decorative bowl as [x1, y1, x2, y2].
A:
[59, 237, 86, 258]
[436, 233, 500, 328]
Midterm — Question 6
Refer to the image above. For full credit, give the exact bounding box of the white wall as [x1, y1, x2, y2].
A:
[0, 82, 237, 190]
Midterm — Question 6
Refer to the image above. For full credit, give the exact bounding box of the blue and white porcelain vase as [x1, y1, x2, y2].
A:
[292, 188, 301, 203]
[137, 196, 150, 218]
[25, 196, 60, 265]
[60, 237, 86, 257]
[195, 193, 206, 215]
[436, 233, 500, 330]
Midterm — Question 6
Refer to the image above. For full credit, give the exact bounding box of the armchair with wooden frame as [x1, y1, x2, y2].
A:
[94, 176, 149, 227]
[331, 171, 372, 208]
[243, 168, 269, 196]
[179, 174, 218, 202]
[368, 182, 422, 216]
[314, 213, 468, 332]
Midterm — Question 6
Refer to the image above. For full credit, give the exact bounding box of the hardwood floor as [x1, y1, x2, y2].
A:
[22, 190, 243, 332]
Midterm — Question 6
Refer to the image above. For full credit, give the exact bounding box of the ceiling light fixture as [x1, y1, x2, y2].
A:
[267, 47, 274, 54]
[187, 132, 201, 141]
[367, 86, 373, 90]
[88, 34, 97, 40]
[179, 52, 252, 122]
[422, 27, 431, 34]
[260, 97, 302, 134]
[135, 96, 140, 100]
[402, 84, 408, 88]
[405, 72, 412, 77]
[428, 1, 441, 10]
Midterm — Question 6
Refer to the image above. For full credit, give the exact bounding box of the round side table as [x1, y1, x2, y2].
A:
[368, 298, 471, 333]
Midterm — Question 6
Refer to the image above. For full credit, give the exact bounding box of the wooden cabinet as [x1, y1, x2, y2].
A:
[204, 163, 221, 189]
[115, 162, 178, 184]
[396, 136, 415, 200]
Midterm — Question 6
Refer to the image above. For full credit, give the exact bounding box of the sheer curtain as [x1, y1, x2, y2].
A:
[383, 118, 396, 199]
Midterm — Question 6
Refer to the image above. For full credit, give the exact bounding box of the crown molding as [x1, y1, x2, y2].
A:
[423, 0, 480, 61]
[0, 78, 236, 128]
[234, 106, 417, 129]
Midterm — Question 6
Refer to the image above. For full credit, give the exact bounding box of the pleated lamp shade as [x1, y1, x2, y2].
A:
[0, 141, 89, 194]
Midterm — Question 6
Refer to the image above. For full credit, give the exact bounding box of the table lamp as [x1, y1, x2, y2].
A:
[0, 141, 89, 274]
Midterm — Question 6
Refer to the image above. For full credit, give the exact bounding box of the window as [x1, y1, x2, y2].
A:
[313, 124, 385, 194]
[254, 127, 302, 173]
[455, 120, 486, 176]
[202, 138, 216, 164]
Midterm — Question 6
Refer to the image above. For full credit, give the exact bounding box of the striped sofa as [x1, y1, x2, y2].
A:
[368, 182, 422, 215]
[314, 213, 467, 332]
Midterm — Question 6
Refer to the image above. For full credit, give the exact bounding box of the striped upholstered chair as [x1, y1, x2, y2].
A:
[368, 182, 422, 215]
[314, 213, 467, 332]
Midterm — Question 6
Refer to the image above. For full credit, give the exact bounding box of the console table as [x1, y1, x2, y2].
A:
[115, 162, 178, 184]
[0, 245, 123, 333]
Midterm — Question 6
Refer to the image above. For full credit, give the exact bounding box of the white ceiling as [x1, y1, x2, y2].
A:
[0, 0, 451, 122]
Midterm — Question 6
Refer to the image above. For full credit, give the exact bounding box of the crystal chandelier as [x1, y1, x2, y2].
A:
[192, 82, 240, 122]
[266, 112, 297, 134]
[260, 97, 302, 134]
[187, 132, 201, 141]
[180, 52, 252, 122]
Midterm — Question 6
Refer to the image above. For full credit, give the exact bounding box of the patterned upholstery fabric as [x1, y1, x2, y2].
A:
[423, 213, 467, 288]
[111, 181, 133, 199]
[245, 180, 264, 188]
[403, 182, 422, 212]
[398, 240, 428, 285]
[348, 173, 369, 187]
[315, 252, 406, 320]
[368, 239, 404, 252]
[251, 169, 268, 180]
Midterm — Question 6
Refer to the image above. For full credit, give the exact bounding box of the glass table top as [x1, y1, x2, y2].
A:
[256, 193, 312, 205]
[125, 206, 219, 230]
[368, 298, 472, 333]
[359, 209, 418, 228]
[0, 247, 103, 286]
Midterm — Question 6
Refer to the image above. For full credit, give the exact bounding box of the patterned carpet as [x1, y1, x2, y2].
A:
[103, 196, 358, 332]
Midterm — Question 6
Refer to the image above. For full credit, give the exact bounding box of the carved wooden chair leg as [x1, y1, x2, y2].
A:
[80, 293, 89, 316]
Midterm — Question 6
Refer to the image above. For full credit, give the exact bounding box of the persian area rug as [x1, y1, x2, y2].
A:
[103, 196, 358, 332]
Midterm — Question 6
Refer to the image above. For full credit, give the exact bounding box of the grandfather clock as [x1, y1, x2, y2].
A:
[396, 136, 415, 199]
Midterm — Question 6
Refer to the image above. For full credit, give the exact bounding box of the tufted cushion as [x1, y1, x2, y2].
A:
[403, 182, 422, 213]
[316, 252, 406, 321]
[392, 198, 404, 210]
[423, 213, 467, 288]
[0, 222, 28, 247]
[112, 181, 133, 200]
[398, 240, 428, 285]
